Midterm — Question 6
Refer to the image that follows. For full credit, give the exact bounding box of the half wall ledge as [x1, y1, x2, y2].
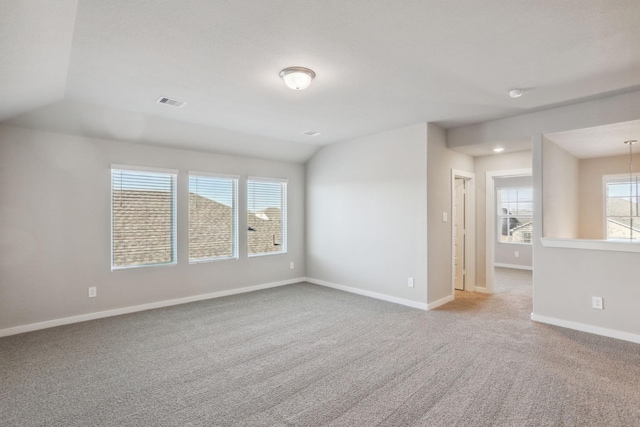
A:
[540, 238, 640, 253]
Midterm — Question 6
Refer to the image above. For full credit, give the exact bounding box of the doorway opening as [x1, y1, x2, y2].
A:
[485, 169, 532, 293]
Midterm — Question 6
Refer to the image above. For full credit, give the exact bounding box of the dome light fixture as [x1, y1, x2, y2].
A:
[493, 147, 505, 153]
[509, 89, 525, 98]
[280, 67, 316, 90]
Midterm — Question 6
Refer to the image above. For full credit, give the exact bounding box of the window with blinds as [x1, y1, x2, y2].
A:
[111, 167, 177, 269]
[247, 178, 287, 256]
[497, 187, 533, 244]
[189, 173, 238, 262]
[605, 174, 640, 241]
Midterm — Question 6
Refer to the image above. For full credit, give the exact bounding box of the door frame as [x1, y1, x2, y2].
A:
[451, 169, 475, 295]
[484, 168, 532, 293]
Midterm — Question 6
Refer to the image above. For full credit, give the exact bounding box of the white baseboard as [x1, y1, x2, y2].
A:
[427, 294, 454, 310]
[531, 313, 640, 344]
[0, 277, 305, 338]
[474, 286, 492, 294]
[305, 277, 428, 310]
[494, 263, 533, 271]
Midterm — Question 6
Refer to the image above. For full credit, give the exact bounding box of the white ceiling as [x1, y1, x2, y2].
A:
[2, 0, 640, 162]
[546, 119, 640, 159]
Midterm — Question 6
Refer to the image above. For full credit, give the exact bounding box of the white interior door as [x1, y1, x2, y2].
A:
[454, 178, 466, 291]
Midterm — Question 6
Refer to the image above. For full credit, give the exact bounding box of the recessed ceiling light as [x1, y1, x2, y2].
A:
[157, 97, 187, 107]
[493, 147, 505, 153]
[280, 67, 316, 90]
[508, 89, 524, 99]
[302, 131, 322, 137]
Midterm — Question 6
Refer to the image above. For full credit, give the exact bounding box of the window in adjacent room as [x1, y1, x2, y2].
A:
[247, 178, 287, 256]
[497, 187, 533, 244]
[111, 166, 177, 269]
[189, 173, 239, 262]
[605, 174, 640, 241]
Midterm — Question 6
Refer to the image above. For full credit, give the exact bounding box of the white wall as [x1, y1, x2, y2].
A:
[494, 175, 533, 268]
[473, 151, 532, 286]
[427, 124, 474, 303]
[305, 124, 429, 306]
[542, 137, 580, 239]
[578, 153, 640, 239]
[0, 125, 305, 331]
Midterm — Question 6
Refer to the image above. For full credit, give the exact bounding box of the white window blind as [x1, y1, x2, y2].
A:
[247, 178, 287, 256]
[497, 187, 533, 244]
[605, 175, 640, 241]
[111, 168, 177, 269]
[189, 174, 238, 262]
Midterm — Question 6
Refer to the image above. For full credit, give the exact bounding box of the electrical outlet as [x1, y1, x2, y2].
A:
[289, 261, 295, 270]
[442, 212, 448, 222]
[592, 296, 603, 310]
[515, 251, 519, 258]
[88, 287, 97, 298]
[408, 277, 414, 288]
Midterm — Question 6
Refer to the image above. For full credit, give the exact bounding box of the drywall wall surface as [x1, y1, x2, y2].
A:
[0, 125, 305, 330]
[578, 153, 640, 239]
[306, 124, 428, 304]
[494, 175, 533, 267]
[427, 123, 474, 303]
[532, 135, 640, 338]
[449, 90, 640, 150]
[474, 151, 532, 286]
[542, 137, 579, 238]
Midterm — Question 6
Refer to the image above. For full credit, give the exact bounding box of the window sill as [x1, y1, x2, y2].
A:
[540, 238, 640, 253]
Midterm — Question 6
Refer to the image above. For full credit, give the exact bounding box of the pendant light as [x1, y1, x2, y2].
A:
[624, 139, 638, 240]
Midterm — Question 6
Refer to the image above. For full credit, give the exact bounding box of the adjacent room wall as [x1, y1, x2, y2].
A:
[0, 125, 305, 331]
[542, 137, 580, 238]
[532, 135, 640, 341]
[494, 175, 533, 268]
[305, 124, 429, 307]
[473, 151, 532, 286]
[578, 153, 640, 239]
[426, 124, 474, 304]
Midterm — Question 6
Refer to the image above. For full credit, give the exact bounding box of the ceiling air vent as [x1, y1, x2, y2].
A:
[157, 97, 187, 108]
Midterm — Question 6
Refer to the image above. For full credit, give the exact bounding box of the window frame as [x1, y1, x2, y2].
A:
[496, 186, 533, 245]
[246, 176, 288, 257]
[603, 173, 640, 241]
[188, 171, 239, 263]
[110, 165, 178, 271]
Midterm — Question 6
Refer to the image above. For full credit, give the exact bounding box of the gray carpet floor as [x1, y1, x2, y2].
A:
[1, 268, 639, 426]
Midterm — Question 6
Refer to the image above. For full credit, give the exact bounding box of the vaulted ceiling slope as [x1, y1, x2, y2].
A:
[2, 0, 640, 162]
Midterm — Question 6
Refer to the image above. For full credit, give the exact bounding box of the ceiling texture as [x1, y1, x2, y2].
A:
[2, 0, 640, 162]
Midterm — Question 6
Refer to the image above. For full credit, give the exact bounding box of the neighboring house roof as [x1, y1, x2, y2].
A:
[113, 190, 283, 267]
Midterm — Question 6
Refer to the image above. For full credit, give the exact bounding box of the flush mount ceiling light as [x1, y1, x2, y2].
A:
[280, 67, 316, 90]
[493, 147, 505, 153]
[509, 89, 525, 98]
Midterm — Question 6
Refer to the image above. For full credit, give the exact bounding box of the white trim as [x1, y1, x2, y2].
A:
[451, 169, 476, 295]
[305, 277, 428, 310]
[0, 278, 305, 338]
[474, 286, 491, 294]
[485, 168, 532, 293]
[540, 237, 640, 252]
[111, 164, 178, 174]
[531, 313, 640, 344]
[188, 171, 240, 180]
[494, 263, 533, 271]
[247, 176, 288, 183]
[427, 294, 455, 310]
